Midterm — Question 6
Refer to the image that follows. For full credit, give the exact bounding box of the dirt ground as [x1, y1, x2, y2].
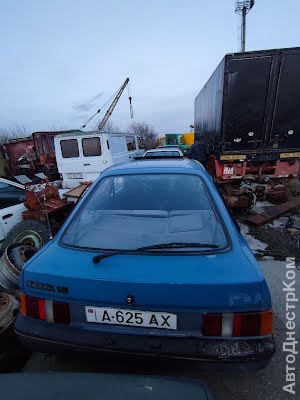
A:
[237, 204, 300, 262]
[248, 223, 299, 261]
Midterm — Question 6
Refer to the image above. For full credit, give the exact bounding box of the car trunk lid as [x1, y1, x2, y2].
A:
[22, 243, 268, 313]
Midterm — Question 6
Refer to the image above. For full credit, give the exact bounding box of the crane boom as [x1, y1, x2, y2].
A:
[98, 78, 130, 131]
[80, 78, 132, 130]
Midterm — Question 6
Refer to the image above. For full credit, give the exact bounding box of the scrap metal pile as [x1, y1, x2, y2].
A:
[0, 181, 74, 371]
[221, 175, 294, 209]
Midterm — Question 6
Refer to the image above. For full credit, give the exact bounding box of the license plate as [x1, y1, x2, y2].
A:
[220, 154, 246, 161]
[85, 306, 177, 330]
[280, 152, 300, 159]
[223, 167, 234, 175]
[67, 173, 83, 179]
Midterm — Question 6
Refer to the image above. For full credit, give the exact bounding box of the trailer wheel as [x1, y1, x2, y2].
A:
[0, 220, 51, 256]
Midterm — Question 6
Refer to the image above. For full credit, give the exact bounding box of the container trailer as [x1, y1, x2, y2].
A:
[195, 47, 300, 207]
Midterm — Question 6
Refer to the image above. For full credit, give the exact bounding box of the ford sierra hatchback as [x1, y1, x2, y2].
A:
[15, 159, 275, 370]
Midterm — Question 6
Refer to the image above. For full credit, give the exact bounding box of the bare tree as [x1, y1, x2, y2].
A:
[127, 122, 158, 150]
[0, 124, 30, 144]
[92, 119, 121, 132]
[46, 124, 68, 132]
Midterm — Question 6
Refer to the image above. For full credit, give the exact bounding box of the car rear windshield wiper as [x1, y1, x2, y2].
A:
[92, 242, 219, 263]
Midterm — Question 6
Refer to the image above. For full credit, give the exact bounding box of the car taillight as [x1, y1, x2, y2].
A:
[21, 294, 40, 319]
[21, 294, 71, 324]
[202, 313, 222, 336]
[202, 310, 273, 337]
[52, 301, 71, 324]
[233, 311, 273, 337]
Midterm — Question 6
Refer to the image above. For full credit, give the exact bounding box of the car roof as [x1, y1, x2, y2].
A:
[157, 145, 179, 148]
[55, 131, 138, 139]
[103, 158, 206, 174]
[145, 148, 181, 153]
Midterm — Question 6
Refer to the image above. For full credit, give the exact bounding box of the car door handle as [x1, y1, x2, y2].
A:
[84, 163, 91, 166]
[2, 213, 13, 220]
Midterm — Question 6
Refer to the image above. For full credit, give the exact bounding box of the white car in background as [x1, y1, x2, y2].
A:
[0, 178, 26, 243]
[0, 178, 50, 252]
[157, 145, 180, 149]
[143, 148, 184, 158]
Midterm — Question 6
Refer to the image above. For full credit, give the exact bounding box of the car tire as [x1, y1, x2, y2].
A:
[0, 220, 51, 256]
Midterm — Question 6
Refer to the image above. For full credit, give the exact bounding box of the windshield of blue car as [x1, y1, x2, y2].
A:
[144, 151, 180, 157]
[61, 174, 228, 251]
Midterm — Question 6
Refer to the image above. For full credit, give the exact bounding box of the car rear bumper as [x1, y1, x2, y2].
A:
[15, 315, 275, 371]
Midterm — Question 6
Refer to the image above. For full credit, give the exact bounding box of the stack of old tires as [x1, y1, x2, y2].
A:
[0, 244, 36, 371]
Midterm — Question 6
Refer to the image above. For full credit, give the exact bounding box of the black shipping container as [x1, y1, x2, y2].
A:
[194, 47, 300, 158]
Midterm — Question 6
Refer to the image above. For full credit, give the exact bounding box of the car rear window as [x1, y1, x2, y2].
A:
[145, 151, 180, 157]
[62, 174, 227, 252]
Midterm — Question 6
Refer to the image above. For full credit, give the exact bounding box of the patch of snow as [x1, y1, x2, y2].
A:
[291, 215, 300, 230]
[268, 216, 289, 229]
[251, 200, 274, 214]
[267, 215, 300, 229]
[239, 223, 268, 254]
[262, 255, 275, 260]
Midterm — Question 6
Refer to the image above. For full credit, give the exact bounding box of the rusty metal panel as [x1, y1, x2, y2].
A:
[22, 202, 73, 221]
[246, 198, 300, 226]
[4, 137, 35, 175]
[266, 188, 288, 204]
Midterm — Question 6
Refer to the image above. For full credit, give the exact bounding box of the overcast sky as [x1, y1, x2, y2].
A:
[1, 0, 300, 135]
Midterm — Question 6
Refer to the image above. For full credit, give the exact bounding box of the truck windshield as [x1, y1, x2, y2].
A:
[61, 174, 228, 251]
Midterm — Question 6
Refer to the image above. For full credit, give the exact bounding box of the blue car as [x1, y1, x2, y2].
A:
[15, 159, 275, 370]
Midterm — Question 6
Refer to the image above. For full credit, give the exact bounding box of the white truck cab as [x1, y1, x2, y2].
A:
[54, 131, 144, 188]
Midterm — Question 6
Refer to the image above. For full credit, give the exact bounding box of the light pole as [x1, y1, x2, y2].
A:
[235, 1, 255, 52]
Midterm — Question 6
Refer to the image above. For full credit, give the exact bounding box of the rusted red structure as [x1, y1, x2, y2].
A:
[3, 137, 35, 176]
[209, 158, 300, 182]
[31, 131, 61, 179]
[23, 182, 74, 227]
[3, 130, 79, 179]
[246, 198, 300, 226]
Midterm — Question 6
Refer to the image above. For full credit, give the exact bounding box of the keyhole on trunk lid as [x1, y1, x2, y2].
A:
[126, 295, 134, 305]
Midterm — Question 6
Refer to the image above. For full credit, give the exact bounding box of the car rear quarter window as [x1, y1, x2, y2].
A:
[60, 139, 79, 158]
